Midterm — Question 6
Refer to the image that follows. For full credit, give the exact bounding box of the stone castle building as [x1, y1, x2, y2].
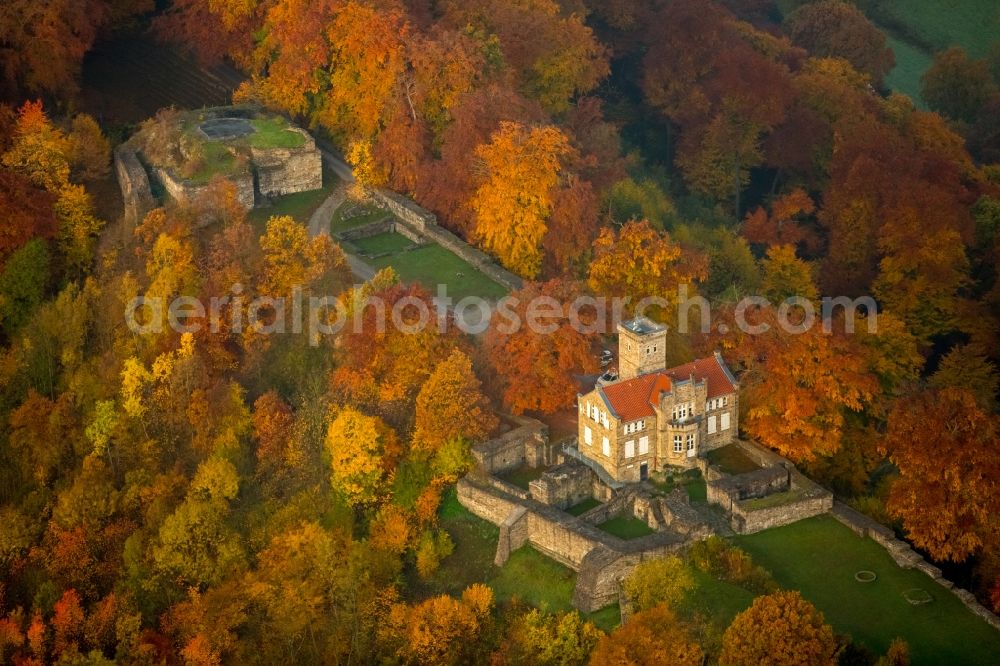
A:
[577, 317, 739, 483]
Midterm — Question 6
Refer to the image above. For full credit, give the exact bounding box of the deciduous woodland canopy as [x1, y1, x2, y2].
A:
[0, 0, 999, 663]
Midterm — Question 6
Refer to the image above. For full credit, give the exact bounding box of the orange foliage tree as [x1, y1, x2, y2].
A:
[470, 121, 574, 279]
[412, 350, 498, 454]
[719, 591, 837, 666]
[484, 279, 599, 415]
[881, 388, 1000, 562]
[590, 604, 703, 666]
[588, 220, 707, 321]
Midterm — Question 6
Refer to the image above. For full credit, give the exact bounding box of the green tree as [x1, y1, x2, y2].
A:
[0, 238, 49, 335]
[921, 47, 996, 124]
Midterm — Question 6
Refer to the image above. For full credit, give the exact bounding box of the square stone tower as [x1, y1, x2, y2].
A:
[617, 317, 668, 379]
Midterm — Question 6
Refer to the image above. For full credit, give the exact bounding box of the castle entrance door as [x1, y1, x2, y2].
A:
[639, 463, 648, 480]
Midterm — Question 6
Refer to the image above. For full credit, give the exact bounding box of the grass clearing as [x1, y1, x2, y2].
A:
[676, 567, 755, 633]
[735, 515, 1000, 665]
[705, 444, 761, 475]
[248, 116, 306, 149]
[186, 142, 238, 184]
[368, 243, 508, 301]
[565, 498, 602, 516]
[352, 232, 416, 255]
[331, 200, 387, 234]
[501, 465, 545, 490]
[597, 516, 655, 540]
[884, 35, 933, 105]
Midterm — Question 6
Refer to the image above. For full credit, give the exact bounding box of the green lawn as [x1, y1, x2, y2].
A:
[876, 0, 998, 57]
[651, 469, 708, 502]
[676, 567, 755, 633]
[597, 516, 656, 540]
[186, 141, 238, 184]
[368, 243, 508, 301]
[352, 232, 415, 256]
[331, 200, 387, 234]
[884, 35, 933, 105]
[735, 516, 1000, 665]
[565, 498, 602, 516]
[249, 116, 306, 149]
[706, 444, 761, 475]
[501, 465, 545, 491]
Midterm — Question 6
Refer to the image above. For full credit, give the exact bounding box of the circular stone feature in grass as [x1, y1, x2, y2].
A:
[903, 588, 934, 605]
[855, 570, 877, 583]
[199, 117, 254, 141]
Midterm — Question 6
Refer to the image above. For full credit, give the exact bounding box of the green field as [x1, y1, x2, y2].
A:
[735, 516, 1000, 665]
[597, 516, 656, 540]
[351, 232, 415, 256]
[186, 141, 238, 184]
[777, 0, 998, 105]
[706, 444, 761, 475]
[249, 116, 306, 149]
[369, 243, 508, 301]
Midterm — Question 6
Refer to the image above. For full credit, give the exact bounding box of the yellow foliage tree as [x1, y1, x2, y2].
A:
[325, 406, 400, 507]
[470, 121, 573, 279]
[590, 604, 703, 666]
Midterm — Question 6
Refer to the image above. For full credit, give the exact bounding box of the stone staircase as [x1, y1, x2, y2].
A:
[561, 441, 624, 490]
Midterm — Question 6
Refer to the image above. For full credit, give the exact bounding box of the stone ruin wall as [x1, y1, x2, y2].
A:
[367, 187, 525, 294]
[114, 145, 155, 226]
[529, 461, 594, 509]
[154, 167, 255, 211]
[470, 417, 551, 476]
[252, 130, 323, 198]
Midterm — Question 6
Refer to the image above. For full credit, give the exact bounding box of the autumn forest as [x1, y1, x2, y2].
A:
[0, 0, 999, 664]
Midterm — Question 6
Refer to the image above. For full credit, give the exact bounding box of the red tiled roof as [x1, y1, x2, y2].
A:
[665, 354, 737, 399]
[599, 373, 671, 421]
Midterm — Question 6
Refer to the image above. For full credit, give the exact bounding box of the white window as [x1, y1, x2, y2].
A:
[602, 437, 610, 457]
[673, 435, 682, 453]
[686, 433, 696, 450]
[584, 426, 592, 445]
[708, 415, 717, 434]
[601, 412, 610, 429]
[721, 412, 731, 431]
[639, 436, 649, 455]
[723, 396, 729, 406]
[625, 440, 635, 458]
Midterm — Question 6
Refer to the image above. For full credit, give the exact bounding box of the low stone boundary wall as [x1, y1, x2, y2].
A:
[367, 187, 524, 293]
[832, 502, 1000, 630]
[336, 217, 394, 242]
[114, 145, 155, 225]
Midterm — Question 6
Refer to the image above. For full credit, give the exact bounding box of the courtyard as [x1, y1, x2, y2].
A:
[332, 200, 508, 302]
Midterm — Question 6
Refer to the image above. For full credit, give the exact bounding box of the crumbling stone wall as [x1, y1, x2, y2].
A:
[252, 131, 322, 197]
[471, 417, 550, 475]
[367, 188, 524, 293]
[154, 166, 255, 211]
[529, 461, 594, 509]
[114, 145, 155, 225]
